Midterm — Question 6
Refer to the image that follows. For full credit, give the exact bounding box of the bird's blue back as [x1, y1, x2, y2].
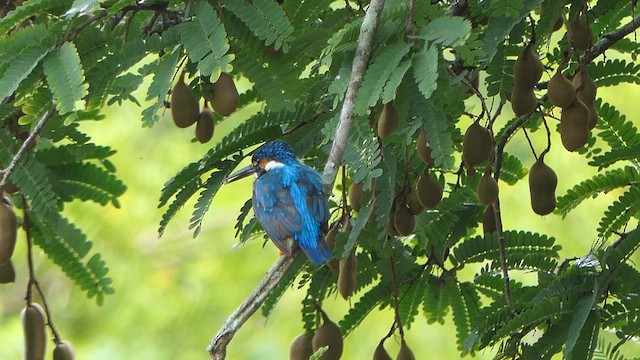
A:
[252, 160, 332, 265]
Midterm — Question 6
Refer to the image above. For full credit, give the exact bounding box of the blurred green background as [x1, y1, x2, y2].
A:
[1, 75, 640, 359]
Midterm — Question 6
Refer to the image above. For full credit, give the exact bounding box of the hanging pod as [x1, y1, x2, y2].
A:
[209, 72, 239, 116]
[476, 166, 499, 205]
[22, 303, 47, 360]
[338, 250, 357, 299]
[290, 333, 314, 360]
[547, 70, 576, 108]
[170, 72, 200, 128]
[53, 341, 76, 360]
[0, 200, 17, 265]
[513, 45, 543, 89]
[312, 311, 343, 360]
[377, 102, 400, 139]
[560, 100, 589, 152]
[528, 155, 558, 216]
[462, 122, 492, 169]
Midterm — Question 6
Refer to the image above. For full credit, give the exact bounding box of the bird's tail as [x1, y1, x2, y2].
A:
[301, 237, 332, 265]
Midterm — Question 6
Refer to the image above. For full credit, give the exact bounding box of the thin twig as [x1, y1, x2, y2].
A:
[0, 108, 54, 191]
[207, 1, 386, 358]
[23, 203, 62, 344]
[389, 257, 404, 338]
[492, 113, 532, 314]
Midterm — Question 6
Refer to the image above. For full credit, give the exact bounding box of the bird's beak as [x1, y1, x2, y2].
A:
[224, 164, 256, 184]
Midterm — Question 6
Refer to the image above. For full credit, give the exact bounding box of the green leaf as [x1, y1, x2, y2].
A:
[141, 50, 180, 127]
[556, 167, 640, 217]
[223, 0, 294, 52]
[412, 44, 439, 100]
[354, 41, 411, 115]
[564, 282, 598, 359]
[0, 44, 50, 101]
[598, 187, 640, 238]
[43, 42, 88, 115]
[418, 99, 456, 170]
[49, 162, 127, 207]
[179, 1, 234, 78]
[418, 16, 472, 47]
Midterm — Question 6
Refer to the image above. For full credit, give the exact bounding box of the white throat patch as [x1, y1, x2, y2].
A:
[264, 160, 285, 171]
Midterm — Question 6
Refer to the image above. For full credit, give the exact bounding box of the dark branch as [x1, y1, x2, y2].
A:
[0, 108, 54, 192]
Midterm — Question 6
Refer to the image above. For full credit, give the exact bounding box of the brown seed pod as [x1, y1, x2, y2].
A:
[394, 204, 416, 236]
[349, 182, 364, 211]
[373, 340, 392, 360]
[312, 312, 343, 360]
[338, 250, 357, 299]
[377, 102, 400, 139]
[514, 46, 543, 89]
[386, 197, 400, 236]
[416, 171, 443, 209]
[528, 155, 557, 216]
[171, 73, 200, 128]
[510, 86, 538, 117]
[568, 15, 591, 52]
[209, 72, 239, 116]
[397, 339, 416, 360]
[325, 226, 339, 271]
[195, 106, 215, 144]
[482, 205, 496, 235]
[560, 100, 590, 152]
[476, 167, 499, 205]
[572, 69, 597, 105]
[53, 341, 75, 360]
[406, 189, 424, 215]
[0, 201, 17, 265]
[290, 333, 313, 360]
[416, 128, 434, 167]
[462, 122, 492, 169]
[0, 259, 15, 283]
[22, 303, 47, 360]
[547, 70, 576, 108]
[585, 102, 599, 130]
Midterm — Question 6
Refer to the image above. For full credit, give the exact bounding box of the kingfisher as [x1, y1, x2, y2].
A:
[224, 140, 332, 265]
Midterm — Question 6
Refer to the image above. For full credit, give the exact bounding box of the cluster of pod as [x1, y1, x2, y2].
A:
[290, 311, 343, 360]
[389, 128, 444, 236]
[21, 302, 76, 360]
[372, 338, 416, 360]
[547, 65, 597, 152]
[461, 121, 500, 206]
[0, 195, 18, 284]
[510, 44, 543, 117]
[170, 71, 240, 143]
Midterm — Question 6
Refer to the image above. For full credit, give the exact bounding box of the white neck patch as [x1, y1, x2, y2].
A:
[264, 160, 285, 171]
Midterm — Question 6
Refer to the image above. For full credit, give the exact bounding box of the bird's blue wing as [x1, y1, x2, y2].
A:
[252, 176, 302, 255]
[297, 167, 330, 233]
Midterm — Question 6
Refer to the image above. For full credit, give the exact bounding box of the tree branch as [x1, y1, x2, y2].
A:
[207, 1, 386, 358]
[0, 108, 54, 192]
[322, 0, 386, 190]
[586, 14, 640, 63]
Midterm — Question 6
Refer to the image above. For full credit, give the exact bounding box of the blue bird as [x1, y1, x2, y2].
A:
[224, 140, 332, 265]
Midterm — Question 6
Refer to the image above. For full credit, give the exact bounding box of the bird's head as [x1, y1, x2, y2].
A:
[224, 140, 297, 183]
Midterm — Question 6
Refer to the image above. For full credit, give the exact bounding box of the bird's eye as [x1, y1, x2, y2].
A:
[252, 160, 258, 167]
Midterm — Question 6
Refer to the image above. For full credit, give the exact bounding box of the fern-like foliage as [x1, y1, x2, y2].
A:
[43, 42, 88, 116]
[179, 1, 233, 78]
[451, 231, 560, 268]
[223, 0, 294, 52]
[598, 187, 640, 238]
[557, 166, 640, 217]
